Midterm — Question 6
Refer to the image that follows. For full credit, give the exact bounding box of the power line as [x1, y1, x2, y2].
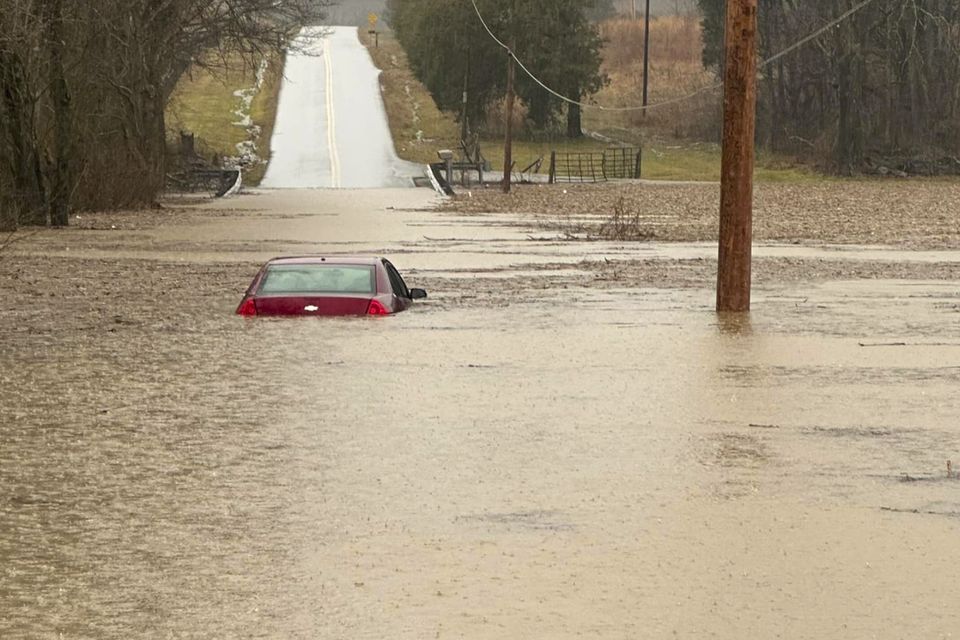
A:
[469, 0, 880, 113]
[760, 0, 877, 68]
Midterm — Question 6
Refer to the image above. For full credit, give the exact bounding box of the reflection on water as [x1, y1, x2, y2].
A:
[715, 311, 754, 336]
[2, 258, 960, 638]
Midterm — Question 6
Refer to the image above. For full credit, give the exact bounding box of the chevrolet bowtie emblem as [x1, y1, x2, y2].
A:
[304, 305, 319, 312]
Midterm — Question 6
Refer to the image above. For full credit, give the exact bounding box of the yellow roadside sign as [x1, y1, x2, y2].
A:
[368, 13, 378, 27]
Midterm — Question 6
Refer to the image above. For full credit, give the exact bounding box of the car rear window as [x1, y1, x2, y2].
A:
[258, 264, 376, 295]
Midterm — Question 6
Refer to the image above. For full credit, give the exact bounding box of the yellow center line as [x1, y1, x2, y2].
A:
[324, 37, 341, 188]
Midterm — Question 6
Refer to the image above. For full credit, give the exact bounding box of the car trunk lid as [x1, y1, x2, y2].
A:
[254, 295, 374, 317]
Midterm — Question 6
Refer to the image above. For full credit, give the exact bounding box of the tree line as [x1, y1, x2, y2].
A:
[0, 0, 328, 231]
[699, 0, 960, 174]
[386, 0, 608, 140]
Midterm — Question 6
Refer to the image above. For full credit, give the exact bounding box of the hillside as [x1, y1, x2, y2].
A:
[324, 0, 387, 25]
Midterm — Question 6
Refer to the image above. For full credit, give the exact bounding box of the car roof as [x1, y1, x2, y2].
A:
[266, 256, 383, 266]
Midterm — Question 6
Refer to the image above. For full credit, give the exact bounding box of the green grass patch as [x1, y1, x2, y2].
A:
[641, 144, 824, 183]
[642, 145, 721, 181]
[166, 55, 282, 186]
[474, 137, 819, 183]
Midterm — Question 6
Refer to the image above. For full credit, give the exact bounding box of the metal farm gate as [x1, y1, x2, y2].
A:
[602, 147, 642, 179]
[549, 152, 607, 183]
[548, 147, 642, 184]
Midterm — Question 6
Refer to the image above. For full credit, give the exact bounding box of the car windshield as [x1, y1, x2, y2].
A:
[258, 264, 376, 295]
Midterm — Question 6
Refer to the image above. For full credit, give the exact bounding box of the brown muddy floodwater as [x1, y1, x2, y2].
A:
[2, 189, 960, 639]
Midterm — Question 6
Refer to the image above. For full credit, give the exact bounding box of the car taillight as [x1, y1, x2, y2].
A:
[237, 298, 257, 316]
[367, 299, 389, 316]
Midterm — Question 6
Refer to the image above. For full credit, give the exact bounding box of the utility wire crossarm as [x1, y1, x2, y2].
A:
[469, 0, 880, 114]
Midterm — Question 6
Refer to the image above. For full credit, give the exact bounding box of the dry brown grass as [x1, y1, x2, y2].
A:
[600, 15, 702, 68]
[597, 196, 656, 240]
[587, 15, 721, 140]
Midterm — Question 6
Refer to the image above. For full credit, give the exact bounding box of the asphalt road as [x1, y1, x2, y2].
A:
[260, 26, 422, 189]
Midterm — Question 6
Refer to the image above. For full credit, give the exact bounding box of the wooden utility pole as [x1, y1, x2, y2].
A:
[716, 0, 758, 312]
[502, 36, 516, 194]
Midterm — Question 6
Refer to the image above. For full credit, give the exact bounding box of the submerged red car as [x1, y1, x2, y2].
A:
[236, 256, 427, 317]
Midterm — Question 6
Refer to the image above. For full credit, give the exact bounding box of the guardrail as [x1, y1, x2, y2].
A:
[166, 168, 241, 197]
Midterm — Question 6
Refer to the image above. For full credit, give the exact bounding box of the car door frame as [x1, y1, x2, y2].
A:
[382, 259, 412, 311]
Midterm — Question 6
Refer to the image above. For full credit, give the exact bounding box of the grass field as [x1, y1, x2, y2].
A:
[363, 23, 821, 183]
[470, 137, 819, 183]
[166, 55, 283, 186]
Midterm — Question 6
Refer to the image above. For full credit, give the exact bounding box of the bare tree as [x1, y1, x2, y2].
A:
[756, 0, 960, 172]
[0, 0, 47, 228]
[0, 0, 331, 226]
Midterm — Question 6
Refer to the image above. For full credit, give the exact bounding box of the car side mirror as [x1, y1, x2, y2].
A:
[409, 288, 428, 300]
